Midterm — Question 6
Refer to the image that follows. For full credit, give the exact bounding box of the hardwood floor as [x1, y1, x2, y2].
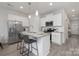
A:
[0, 44, 21, 56]
[0, 35, 79, 56]
[48, 35, 79, 56]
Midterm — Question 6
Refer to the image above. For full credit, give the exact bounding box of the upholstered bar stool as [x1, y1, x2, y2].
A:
[22, 35, 39, 56]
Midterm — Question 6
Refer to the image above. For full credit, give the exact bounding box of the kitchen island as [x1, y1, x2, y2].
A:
[21, 32, 50, 56]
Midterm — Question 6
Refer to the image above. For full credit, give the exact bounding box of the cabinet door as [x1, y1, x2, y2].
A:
[8, 14, 29, 27]
[41, 17, 46, 26]
[52, 33, 55, 42]
[52, 33, 62, 45]
[53, 13, 62, 26]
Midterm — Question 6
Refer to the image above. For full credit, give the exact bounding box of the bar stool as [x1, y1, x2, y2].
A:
[22, 35, 39, 56]
[17, 33, 24, 54]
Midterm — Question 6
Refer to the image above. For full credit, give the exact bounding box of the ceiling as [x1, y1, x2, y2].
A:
[0, 2, 79, 20]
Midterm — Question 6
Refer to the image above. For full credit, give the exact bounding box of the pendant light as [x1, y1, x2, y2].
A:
[35, 10, 39, 16]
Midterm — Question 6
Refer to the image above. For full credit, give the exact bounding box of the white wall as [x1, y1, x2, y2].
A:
[0, 7, 8, 43]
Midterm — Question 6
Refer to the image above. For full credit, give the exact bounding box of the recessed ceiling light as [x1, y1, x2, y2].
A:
[72, 9, 75, 12]
[49, 2, 53, 6]
[35, 10, 39, 16]
[20, 6, 23, 9]
[28, 15, 31, 19]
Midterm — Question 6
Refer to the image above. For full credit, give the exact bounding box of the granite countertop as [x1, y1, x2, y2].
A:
[21, 31, 50, 38]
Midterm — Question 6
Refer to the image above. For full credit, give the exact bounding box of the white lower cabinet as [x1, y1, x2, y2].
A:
[52, 32, 62, 45]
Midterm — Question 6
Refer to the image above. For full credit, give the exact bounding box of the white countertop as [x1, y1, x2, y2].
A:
[21, 31, 50, 38]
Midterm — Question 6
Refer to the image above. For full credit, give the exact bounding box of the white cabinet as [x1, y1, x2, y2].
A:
[52, 32, 62, 45]
[53, 13, 62, 26]
[41, 14, 54, 26]
[41, 13, 63, 27]
[8, 14, 29, 26]
[41, 17, 46, 26]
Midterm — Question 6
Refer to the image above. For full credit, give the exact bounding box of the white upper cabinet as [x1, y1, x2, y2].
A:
[41, 17, 46, 26]
[53, 13, 62, 26]
[41, 14, 54, 26]
[41, 13, 63, 27]
[8, 14, 29, 26]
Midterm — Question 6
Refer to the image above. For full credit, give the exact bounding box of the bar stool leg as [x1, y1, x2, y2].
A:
[27, 43, 30, 56]
[20, 41, 23, 54]
[36, 41, 39, 56]
[31, 43, 32, 53]
[22, 40, 24, 55]
[21, 40, 26, 55]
